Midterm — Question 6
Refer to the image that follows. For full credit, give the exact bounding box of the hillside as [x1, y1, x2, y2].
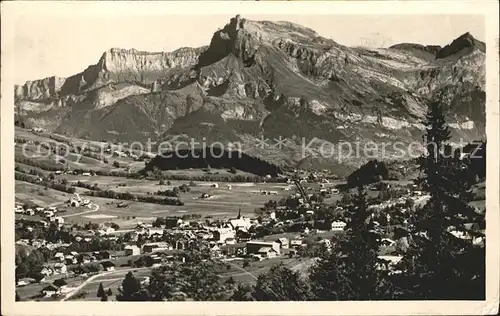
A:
[15, 15, 486, 172]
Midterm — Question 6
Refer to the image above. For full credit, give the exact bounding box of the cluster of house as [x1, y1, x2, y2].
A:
[16, 260, 69, 288]
[447, 223, 485, 246]
[15, 204, 65, 228]
[16, 247, 119, 288]
[260, 190, 279, 196]
[268, 205, 348, 231]
[125, 235, 304, 262]
[52, 250, 115, 265]
[30, 127, 45, 133]
[68, 193, 93, 208]
[116, 212, 321, 261]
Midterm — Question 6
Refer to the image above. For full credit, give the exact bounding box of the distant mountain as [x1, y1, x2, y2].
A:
[15, 15, 486, 174]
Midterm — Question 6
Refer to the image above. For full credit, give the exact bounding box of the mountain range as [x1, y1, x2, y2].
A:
[14, 15, 486, 173]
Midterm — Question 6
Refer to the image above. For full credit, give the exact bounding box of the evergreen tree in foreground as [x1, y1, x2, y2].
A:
[116, 272, 149, 301]
[404, 100, 485, 299]
[309, 186, 393, 300]
[97, 282, 105, 298]
[253, 264, 311, 301]
[101, 292, 108, 302]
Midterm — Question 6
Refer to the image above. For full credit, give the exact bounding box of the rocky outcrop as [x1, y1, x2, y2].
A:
[436, 32, 486, 59]
[15, 76, 67, 101]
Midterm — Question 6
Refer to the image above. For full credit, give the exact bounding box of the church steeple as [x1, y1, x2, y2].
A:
[237, 208, 242, 219]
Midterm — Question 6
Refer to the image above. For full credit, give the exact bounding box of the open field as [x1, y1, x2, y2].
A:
[218, 257, 312, 285]
[15, 181, 73, 208]
[16, 273, 93, 301]
[16, 174, 308, 228]
[16, 282, 48, 301]
[59, 175, 297, 211]
[15, 127, 144, 172]
[15, 143, 139, 172]
[68, 267, 152, 301]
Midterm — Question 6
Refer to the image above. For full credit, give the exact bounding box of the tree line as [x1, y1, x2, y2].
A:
[144, 146, 282, 177]
[346, 159, 389, 188]
[15, 171, 76, 194]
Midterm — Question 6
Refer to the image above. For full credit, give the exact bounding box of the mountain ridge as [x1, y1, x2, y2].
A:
[14, 16, 486, 173]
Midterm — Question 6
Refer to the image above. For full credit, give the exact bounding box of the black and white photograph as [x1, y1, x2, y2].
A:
[1, 1, 499, 315]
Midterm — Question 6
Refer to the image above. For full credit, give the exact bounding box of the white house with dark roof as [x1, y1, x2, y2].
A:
[124, 245, 141, 256]
[331, 221, 347, 231]
[246, 240, 280, 255]
[212, 227, 235, 242]
[54, 252, 65, 261]
[276, 237, 289, 249]
[257, 247, 278, 258]
[41, 284, 61, 297]
[146, 227, 164, 237]
[101, 261, 116, 272]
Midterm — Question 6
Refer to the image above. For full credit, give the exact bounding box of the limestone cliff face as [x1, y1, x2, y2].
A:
[15, 76, 67, 100]
[93, 47, 206, 86]
[15, 46, 206, 102]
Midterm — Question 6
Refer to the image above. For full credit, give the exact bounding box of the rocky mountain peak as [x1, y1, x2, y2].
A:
[197, 15, 326, 69]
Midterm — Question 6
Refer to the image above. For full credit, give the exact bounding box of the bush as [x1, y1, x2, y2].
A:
[347, 160, 388, 188]
[156, 189, 178, 197]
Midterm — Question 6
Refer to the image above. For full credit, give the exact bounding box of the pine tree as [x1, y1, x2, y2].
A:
[184, 260, 226, 301]
[230, 283, 254, 301]
[97, 282, 105, 298]
[116, 272, 148, 301]
[405, 100, 485, 299]
[101, 292, 108, 301]
[253, 264, 311, 301]
[225, 276, 236, 285]
[309, 186, 393, 300]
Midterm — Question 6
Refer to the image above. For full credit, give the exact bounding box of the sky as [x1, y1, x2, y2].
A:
[12, 14, 485, 84]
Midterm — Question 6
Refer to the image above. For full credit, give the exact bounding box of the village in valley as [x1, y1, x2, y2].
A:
[14, 127, 486, 301]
